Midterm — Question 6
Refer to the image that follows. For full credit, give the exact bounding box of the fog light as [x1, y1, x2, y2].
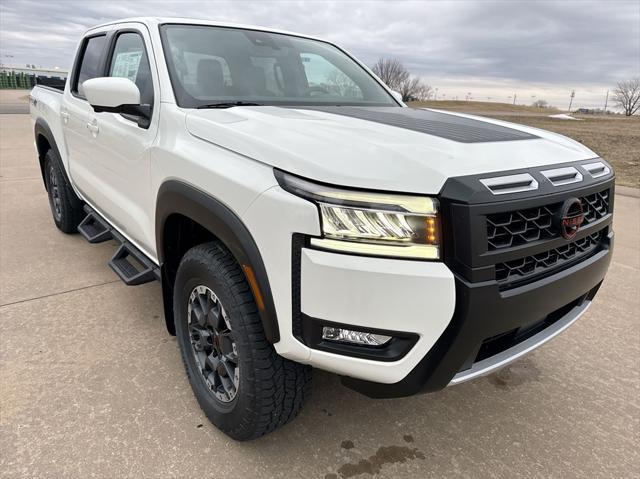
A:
[322, 327, 392, 346]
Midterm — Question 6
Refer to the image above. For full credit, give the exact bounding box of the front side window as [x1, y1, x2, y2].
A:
[108, 32, 154, 106]
[74, 35, 107, 97]
[160, 24, 396, 108]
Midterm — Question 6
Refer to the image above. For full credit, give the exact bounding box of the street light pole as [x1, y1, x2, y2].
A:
[568, 90, 575, 112]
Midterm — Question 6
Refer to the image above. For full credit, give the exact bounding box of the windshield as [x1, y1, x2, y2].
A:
[160, 24, 398, 108]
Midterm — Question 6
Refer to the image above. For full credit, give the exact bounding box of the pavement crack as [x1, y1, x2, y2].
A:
[0, 176, 42, 182]
[0, 280, 120, 308]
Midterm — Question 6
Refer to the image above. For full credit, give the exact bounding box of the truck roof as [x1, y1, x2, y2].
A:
[85, 16, 323, 42]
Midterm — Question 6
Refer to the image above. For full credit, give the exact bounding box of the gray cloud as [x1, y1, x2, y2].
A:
[0, 0, 638, 107]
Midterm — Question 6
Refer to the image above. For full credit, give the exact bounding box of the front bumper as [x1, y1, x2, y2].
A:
[342, 232, 612, 397]
[449, 297, 591, 385]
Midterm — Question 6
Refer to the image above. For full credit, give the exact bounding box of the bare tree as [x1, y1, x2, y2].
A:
[398, 77, 420, 101]
[371, 58, 432, 101]
[371, 58, 410, 91]
[531, 99, 549, 108]
[413, 81, 433, 101]
[399, 77, 432, 101]
[613, 77, 640, 116]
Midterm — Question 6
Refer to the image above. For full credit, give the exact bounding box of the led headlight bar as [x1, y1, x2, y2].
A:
[275, 170, 440, 260]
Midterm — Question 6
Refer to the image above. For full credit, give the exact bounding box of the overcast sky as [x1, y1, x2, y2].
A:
[1, 0, 638, 108]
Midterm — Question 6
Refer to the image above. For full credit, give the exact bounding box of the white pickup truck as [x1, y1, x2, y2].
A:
[30, 17, 614, 440]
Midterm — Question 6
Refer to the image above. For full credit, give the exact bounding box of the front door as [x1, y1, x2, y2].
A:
[85, 25, 160, 258]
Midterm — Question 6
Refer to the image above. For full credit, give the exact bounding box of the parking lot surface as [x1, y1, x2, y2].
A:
[1, 113, 639, 478]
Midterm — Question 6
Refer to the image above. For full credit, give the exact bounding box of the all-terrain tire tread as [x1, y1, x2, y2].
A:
[175, 242, 311, 440]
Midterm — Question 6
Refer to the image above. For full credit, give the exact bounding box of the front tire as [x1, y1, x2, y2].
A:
[173, 242, 311, 440]
[43, 149, 84, 233]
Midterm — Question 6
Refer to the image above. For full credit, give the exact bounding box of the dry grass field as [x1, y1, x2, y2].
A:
[412, 100, 639, 188]
[412, 99, 561, 115]
[490, 115, 639, 188]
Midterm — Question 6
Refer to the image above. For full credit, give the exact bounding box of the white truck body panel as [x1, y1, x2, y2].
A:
[300, 248, 455, 383]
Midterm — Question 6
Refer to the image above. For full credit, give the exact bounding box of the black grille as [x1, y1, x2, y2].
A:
[495, 231, 603, 284]
[582, 190, 610, 222]
[486, 189, 610, 250]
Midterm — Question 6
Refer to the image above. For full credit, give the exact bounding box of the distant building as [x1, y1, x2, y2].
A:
[0, 64, 68, 77]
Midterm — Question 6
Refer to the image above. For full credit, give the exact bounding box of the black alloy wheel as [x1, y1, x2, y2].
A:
[187, 285, 240, 403]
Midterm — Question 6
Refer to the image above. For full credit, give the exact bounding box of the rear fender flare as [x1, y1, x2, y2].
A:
[34, 118, 68, 190]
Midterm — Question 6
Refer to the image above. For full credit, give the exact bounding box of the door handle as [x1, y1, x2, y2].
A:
[86, 119, 100, 136]
[60, 111, 69, 123]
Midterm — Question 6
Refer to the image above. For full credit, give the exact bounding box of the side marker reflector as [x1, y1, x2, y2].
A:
[242, 265, 265, 311]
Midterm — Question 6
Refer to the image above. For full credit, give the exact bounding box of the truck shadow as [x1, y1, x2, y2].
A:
[235, 357, 547, 477]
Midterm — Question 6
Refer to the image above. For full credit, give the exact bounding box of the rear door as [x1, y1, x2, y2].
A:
[85, 24, 160, 256]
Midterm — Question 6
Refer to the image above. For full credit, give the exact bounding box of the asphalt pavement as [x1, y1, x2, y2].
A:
[1, 112, 638, 479]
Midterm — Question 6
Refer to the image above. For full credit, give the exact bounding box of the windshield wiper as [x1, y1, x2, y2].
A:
[196, 101, 263, 109]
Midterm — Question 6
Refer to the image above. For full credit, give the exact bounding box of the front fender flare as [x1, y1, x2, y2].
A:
[156, 180, 280, 343]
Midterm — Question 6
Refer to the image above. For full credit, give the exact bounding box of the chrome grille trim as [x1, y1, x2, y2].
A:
[479, 159, 611, 196]
[583, 161, 611, 178]
[480, 173, 538, 195]
[541, 166, 583, 186]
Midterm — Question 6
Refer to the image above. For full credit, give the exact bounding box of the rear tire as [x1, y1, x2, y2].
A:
[173, 242, 311, 440]
[44, 149, 84, 233]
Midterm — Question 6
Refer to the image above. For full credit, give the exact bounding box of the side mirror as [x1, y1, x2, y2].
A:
[390, 90, 404, 103]
[83, 77, 140, 109]
[82, 77, 150, 124]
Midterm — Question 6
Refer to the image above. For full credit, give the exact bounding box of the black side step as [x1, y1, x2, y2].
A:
[108, 241, 160, 285]
[78, 206, 160, 286]
[78, 207, 112, 243]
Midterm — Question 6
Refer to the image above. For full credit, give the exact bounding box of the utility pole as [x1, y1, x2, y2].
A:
[604, 90, 609, 112]
[568, 90, 575, 112]
[513, 93, 517, 105]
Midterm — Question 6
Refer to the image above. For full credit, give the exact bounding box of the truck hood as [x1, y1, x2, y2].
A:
[185, 106, 598, 194]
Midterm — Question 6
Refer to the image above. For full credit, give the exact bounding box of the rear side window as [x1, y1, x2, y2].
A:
[108, 32, 154, 106]
[74, 35, 107, 97]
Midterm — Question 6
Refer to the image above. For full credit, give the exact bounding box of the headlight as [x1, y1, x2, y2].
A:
[275, 170, 440, 260]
